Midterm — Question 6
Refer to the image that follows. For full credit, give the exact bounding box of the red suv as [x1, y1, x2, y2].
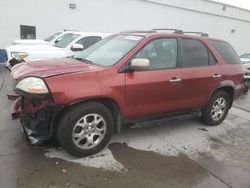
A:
[10, 29, 244, 157]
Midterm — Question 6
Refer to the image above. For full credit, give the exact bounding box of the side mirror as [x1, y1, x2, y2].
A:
[129, 58, 150, 71]
[71, 44, 84, 51]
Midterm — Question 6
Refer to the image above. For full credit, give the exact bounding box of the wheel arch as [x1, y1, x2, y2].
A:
[208, 81, 235, 108]
[51, 97, 123, 136]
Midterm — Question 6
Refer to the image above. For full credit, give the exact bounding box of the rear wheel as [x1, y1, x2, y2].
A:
[201, 90, 231, 126]
[57, 102, 114, 157]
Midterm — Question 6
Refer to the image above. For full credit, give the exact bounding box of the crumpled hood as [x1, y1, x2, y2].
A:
[11, 58, 103, 80]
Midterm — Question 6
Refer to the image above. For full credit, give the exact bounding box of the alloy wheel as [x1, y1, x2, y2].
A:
[72, 113, 107, 149]
[211, 97, 227, 121]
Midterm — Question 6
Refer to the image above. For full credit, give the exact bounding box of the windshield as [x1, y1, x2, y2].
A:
[240, 53, 250, 59]
[44, 32, 62, 42]
[74, 35, 144, 66]
[54, 33, 80, 48]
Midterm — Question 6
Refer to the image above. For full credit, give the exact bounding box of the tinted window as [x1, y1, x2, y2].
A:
[77, 36, 102, 49]
[181, 39, 209, 67]
[212, 40, 241, 64]
[209, 51, 217, 65]
[135, 38, 177, 70]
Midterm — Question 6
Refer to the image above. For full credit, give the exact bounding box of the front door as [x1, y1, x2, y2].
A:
[124, 38, 182, 119]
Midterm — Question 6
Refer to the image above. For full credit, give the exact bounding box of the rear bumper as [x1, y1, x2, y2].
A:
[234, 83, 245, 99]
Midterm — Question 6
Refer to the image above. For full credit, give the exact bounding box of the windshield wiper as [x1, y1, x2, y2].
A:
[83, 59, 93, 64]
[74, 57, 93, 64]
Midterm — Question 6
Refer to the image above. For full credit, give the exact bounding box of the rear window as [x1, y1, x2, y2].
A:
[212, 40, 241, 64]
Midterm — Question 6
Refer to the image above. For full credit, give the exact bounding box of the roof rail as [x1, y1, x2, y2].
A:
[63, 29, 80, 32]
[120, 30, 156, 34]
[152, 28, 184, 34]
[183, 32, 209, 37]
[120, 29, 209, 37]
[121, 29, 184, 34]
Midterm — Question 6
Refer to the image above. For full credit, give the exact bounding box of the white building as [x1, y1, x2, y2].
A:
[0, 0, 250, 54]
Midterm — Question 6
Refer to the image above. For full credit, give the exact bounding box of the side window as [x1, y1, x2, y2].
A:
[209, 51, 217, 65]
[212, 40, 241, 64]
[181, 39, 210, 67]
[135, 38, 178, 70]
[77, 36, 102, 49]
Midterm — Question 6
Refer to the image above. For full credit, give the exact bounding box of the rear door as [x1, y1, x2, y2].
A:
[124, 38, 182, 119]
[178, 38, 221, 110]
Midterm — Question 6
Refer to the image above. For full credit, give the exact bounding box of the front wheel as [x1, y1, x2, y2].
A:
[57, 102, 114, 157]
[201, 90, 231, 126]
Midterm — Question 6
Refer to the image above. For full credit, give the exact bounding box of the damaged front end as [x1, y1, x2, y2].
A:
[9, 78, 63, 145]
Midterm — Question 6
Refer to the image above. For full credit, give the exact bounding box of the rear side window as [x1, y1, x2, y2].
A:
[181, 39, 214, 67]
[209, 52, 217, 65]
[212, 40, 241, 64]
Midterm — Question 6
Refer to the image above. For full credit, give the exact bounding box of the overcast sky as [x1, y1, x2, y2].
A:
[214, 0, 250, 10]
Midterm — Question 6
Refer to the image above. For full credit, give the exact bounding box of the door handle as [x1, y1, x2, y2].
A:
[169, 78, 182, 83]
[213, 74, 222, 78]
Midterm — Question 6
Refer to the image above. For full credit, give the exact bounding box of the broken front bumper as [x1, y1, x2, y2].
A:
[10, 95, 64, 145]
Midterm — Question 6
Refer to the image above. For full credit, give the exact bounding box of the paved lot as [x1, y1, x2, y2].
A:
[0, 64, 250, 188]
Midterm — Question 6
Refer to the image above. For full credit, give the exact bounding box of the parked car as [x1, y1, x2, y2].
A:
[11, 30, 74, 45]
[240, 53, 250, 79]
[5, 31, 77, 66]
[6, 32, 109, 67]
[10, 29, 244, 157]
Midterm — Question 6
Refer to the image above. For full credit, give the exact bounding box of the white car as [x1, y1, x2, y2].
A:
[6, 32, 109, 67]
[11, 31, 74, 46]
[240, 53, 250, 79]
[6, 31, 77, 64]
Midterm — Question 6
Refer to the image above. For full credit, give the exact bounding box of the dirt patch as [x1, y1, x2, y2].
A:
[206, 126, 250, 168]
[196, 124, 250, 188]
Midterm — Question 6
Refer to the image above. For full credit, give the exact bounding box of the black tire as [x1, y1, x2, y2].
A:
[201, 90, 231, 126]
[57, 102, 114, 157]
